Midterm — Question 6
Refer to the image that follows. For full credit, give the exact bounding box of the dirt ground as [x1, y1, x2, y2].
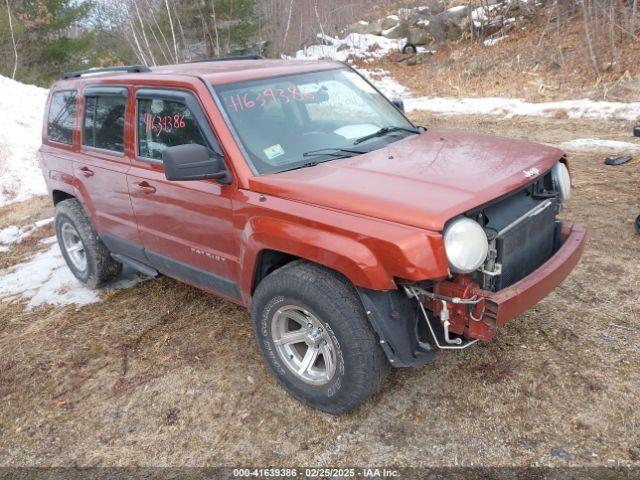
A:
[0, 113, 639, 469]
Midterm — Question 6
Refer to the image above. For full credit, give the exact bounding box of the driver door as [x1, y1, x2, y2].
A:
[126, 88, 240, 300]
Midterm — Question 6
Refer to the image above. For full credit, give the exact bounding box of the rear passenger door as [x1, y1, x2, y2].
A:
[77, 86, 142, 259]
[126, 88, 239, 300]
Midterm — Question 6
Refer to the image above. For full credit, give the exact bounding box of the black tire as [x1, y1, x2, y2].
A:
[635, 215, 640, 234]
[54, 198, 121, 289]
[402, 43, 417, 54]
[251, 261, 390, 414]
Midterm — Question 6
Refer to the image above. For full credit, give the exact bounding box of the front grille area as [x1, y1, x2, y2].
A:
[494, 200, 559, 289]
[469, 170, 562, 292]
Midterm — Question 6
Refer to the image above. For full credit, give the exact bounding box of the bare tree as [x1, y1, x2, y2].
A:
[172, 0, 188, 59]
[128, 14, 149, 65]
[165, 0, 179, 62]
[281, 0, 295, 54]
[580, 0, 600, 77]
[5, 0, 17, 79]
[134, 0, 157, 66]
[210, 0, 221, 56]
[145, 0, 174, 63]
[313, 0, 326, 40]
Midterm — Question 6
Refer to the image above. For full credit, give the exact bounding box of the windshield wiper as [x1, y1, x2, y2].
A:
[353, 125, 420, 145]
[280, 159, 334, 172]
[302, 147, 366, 158]
[280, 147, 366, 173]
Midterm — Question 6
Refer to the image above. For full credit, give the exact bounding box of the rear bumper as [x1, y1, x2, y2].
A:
[432, 222, 587, 340]
[480, 222, 587, 330]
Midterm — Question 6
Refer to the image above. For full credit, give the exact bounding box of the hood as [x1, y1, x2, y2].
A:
[248, 128, 564, 231]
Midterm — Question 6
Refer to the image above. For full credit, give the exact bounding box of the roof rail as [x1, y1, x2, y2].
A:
[186, 55, 265, 64]
[62, 65, 151, 79]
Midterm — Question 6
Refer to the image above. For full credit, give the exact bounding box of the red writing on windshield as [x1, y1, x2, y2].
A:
[143, 113, 186, 137]
[224, 87, 315, 113]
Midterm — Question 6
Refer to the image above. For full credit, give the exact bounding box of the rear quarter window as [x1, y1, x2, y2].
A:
[47, 91, 77, 145]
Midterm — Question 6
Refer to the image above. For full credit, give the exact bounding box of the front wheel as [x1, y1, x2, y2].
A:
[251, 261, 390, 414]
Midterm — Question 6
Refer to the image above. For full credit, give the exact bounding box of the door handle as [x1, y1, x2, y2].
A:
[79, 166, 94, 177]
[133, 181, 156, 194]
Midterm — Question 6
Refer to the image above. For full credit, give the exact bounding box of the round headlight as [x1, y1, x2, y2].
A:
[443, 217, 489, 274]
[552, 162, 571, 203]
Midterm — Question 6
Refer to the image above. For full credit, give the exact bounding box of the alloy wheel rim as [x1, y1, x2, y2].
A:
[60, 222, 87, 272]
[271, 305, 337, 385]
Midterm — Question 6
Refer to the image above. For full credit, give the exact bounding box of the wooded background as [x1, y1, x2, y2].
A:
[0, 0, 638, 86]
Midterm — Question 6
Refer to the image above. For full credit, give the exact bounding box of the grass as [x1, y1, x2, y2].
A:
[0, 114, 639, 467]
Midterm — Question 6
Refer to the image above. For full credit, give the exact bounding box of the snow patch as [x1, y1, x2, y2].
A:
[0, 238, 143, 310]
[359, 69, 410, 99]
[405, 96, 640, 121]
[472, 5, 496, 23]
[289, 33, 409, 100]
[291, 33, 405, 63]
[0, 75, 49, 207]
[0, 217, 53, 250]
[0, 225, 26, 245]
[0, 241, 100, 309]
[40, 235, 58, 245]
[484, 35, 508, 46]
[381, 25, 400, 36]
[559, 138, 640, 152]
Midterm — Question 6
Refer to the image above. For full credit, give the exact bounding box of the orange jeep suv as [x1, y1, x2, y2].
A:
[39, 57, 586, 413]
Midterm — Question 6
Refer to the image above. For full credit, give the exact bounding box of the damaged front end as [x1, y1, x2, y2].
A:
[357, 165, 587, 367]
[405, 220, 586, 348]
[359, 221, 585, 367]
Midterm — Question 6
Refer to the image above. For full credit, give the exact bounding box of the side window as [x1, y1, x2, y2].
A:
[47, 91, 77, 145]
[83, 93, 126, 153]
[137, 98, 208, 161]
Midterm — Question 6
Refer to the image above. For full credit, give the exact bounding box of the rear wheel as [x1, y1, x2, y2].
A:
[251, 261, 390, 414]
[55, 199, 121, 289]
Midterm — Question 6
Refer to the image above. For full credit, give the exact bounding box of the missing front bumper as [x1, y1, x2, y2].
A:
[409, 222, 587, 345]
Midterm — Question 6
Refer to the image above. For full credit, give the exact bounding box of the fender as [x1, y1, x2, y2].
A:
[69, 167, 101, 229]
[236, 189, 452, 305]
[239, 215, 439, 367]
[239, 215, 395, 304]
[40, 144, 84, 210]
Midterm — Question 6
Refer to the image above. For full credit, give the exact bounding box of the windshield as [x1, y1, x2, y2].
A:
[214, 68, 417, 174]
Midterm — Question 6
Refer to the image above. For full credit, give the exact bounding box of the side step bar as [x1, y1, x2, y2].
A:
[111, 253, 158, 278]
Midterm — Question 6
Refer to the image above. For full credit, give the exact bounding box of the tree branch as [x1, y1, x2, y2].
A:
[5, 0, 18, 79]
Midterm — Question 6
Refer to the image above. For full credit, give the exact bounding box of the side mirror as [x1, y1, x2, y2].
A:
[391, 98, 405, 113]
[162, 144, 229, 182]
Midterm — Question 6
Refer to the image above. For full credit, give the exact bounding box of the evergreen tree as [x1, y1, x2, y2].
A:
[1, 0, 94, 85]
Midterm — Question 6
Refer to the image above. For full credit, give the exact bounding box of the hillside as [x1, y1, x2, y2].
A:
[310, 2, 640, 103]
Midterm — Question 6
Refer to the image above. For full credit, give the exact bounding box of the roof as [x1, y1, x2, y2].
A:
[54, 59, 344, 88]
